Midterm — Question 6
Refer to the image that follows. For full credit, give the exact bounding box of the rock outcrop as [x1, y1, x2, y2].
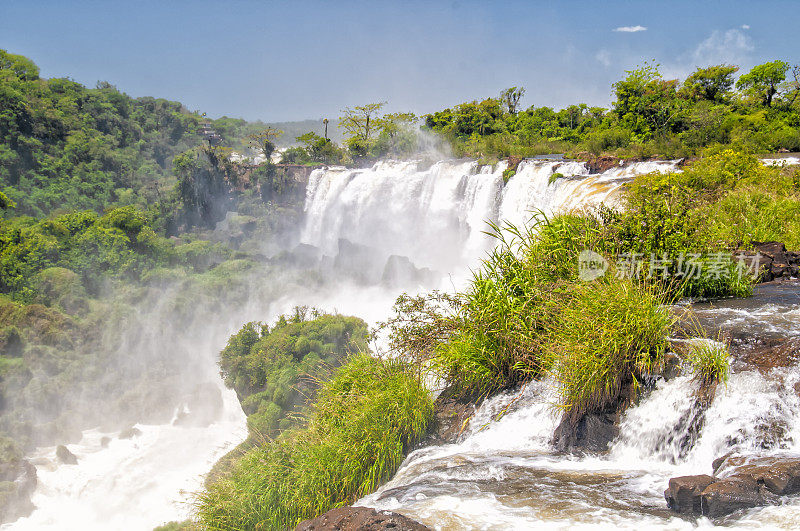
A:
[0, 438, 37, 523]
[735, 241, 800, 282]
[55, 444, 78, 465]
[422, 388, 478, 446]
[666, 455, 800, 517]
[295, 506, 430, 531]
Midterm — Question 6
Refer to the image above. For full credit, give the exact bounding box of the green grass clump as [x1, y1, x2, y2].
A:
[196, 354, 433, 530]
[545, 278, 674, 420]
[548, 172, 564, 185]
[685, 340, 730, 386]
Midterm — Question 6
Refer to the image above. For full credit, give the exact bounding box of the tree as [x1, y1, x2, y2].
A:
[736, 60, 789, 107]
[683, 64, 738, 102]
[338, 102, 386, 143]
[612, 62, 684, 138]
[248, 127, 283, 159]
[0, 49, 39, 80]
[500, 87, 525, 115]
[782, 65, 800, 107]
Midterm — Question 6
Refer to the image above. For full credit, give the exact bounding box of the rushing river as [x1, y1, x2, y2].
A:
[8, 157, 800, 529]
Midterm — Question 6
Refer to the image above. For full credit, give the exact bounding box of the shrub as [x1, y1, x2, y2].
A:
[218, 313, 369, 437]
[196, 354, 433, 530]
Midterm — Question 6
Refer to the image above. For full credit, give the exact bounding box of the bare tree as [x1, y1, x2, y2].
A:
[500, 87, 526, 114]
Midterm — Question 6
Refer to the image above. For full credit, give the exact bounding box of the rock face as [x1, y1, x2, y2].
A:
[552, 412, 620, 453]
[422, 388, 478, 446]
[664, 475, 715, 514]
[735, 241, 800, 282]
[665, 455, 800, 517]
[295, 506, 430, 531]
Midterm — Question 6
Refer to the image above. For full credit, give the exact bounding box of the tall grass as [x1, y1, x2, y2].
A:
[544, 278, 674, 421]
[684, 339, 730, 386]
[195, 354, 433, 530]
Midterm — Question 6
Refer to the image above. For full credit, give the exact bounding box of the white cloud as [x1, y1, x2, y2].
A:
[595, 49, 612, 67]
[692, 28, 754, 66]
[614, 25, 647, 33]
[741, 24, 750, 30]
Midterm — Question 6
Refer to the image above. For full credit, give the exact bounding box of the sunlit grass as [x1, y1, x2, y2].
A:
[195, 353, 433, 530]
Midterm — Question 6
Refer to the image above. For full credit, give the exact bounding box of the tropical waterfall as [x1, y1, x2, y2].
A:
[10, 156, 800, 530]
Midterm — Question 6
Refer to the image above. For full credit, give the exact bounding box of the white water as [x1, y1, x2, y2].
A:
[358, 282, 800, 530]
[22, 156, 800, 530]
[301, 159, 679, 272]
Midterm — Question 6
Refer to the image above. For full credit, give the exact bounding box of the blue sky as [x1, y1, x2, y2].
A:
[1, 0, 796, 121]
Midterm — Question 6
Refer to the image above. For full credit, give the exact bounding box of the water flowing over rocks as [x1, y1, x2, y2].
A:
[666, 455, 800, 517]
[295, 507, 430, 531]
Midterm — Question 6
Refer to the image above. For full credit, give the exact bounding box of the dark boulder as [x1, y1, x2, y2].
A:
[295, 506, 430, 531]
[736, 241, 800, 282]
[381, 255, 439, 288]
[55, 444, 77, 465]
[118, 426, 142, 439]
[701, 474, 767, 517]
[664, 475, 715, 514]
[666, 455, 800, 517]
[552, 412, 620, 453]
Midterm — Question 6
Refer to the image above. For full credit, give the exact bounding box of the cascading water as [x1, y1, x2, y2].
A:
[357, 281, 800, 530]
[19, 155, 800, 530]
[301, 158, 679, 273]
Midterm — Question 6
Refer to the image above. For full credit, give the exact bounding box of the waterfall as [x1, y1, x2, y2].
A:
[301, 158, 681, 272]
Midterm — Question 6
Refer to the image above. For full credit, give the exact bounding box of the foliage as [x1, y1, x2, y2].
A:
[424, 60, 800, 159]
[545, 278, 672, 420]
[0, 50, 212, 217]
[0, 206, 180, 299]
[218, 312, 369, 435]
[736, 60, 789, 107]
[684, 339, 730, 386]
[196, 353, 433, 530]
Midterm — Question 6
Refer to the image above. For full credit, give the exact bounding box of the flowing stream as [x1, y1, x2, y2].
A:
[8, 157, 800, 529]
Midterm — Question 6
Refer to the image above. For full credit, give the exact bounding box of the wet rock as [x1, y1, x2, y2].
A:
[701, 474, 766, 517]
[172, 382, 224, 427]
[295, 506, 430, 531]
[664, 474, 714, 514]
[552, 412, 620, 453]
[736, 241, 800, 282]
[0, 438, 37, 524]
[100, 437, 111, 448]
[667, 455, 800, 517]
[381, 255, 439, 289]
[333, 239, 384, 283]
[118, 427, 142, 439]
[714, 455, 800, 496]
[55, 445, 77, 465]
[423, 388, 478, 446]
[734, 336, 800, 373]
